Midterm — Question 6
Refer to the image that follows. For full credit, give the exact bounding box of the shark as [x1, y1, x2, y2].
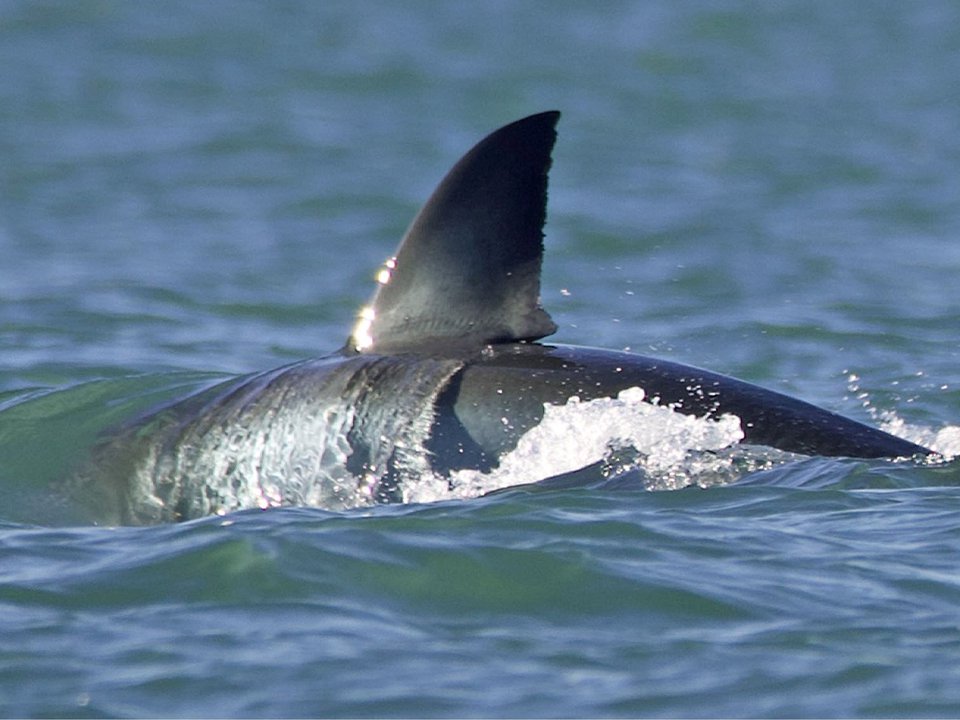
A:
[67, 111, 931, 525]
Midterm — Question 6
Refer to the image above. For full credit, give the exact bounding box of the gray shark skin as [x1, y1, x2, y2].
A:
[69, 111, 932, 525]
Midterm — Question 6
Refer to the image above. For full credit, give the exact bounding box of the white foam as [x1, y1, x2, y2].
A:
[845, 373, 959, 461]
[878, 412, 960, 460]
[401, 387, 746, 503]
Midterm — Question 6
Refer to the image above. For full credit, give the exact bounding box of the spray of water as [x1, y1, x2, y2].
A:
[846, 372, 959, 460]
[402, 387, 750, 503]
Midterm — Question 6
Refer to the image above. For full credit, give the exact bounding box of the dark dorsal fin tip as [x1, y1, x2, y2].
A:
[349, 111, 561, 353]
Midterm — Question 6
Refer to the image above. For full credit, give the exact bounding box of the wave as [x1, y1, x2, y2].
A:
[0, 373, 957, 526]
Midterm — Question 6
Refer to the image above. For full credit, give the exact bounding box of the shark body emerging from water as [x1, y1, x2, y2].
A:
[70, 111, 930, 525]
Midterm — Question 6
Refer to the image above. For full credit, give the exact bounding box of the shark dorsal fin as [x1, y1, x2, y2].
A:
[348, 111, 560, 354]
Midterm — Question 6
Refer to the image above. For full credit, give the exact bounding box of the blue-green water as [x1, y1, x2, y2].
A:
[3, 1, 960, 716]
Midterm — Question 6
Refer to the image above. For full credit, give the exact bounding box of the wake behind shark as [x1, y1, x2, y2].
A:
[69, 111, 932, 525]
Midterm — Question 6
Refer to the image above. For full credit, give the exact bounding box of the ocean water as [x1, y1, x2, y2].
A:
[2, 1, 960, 716]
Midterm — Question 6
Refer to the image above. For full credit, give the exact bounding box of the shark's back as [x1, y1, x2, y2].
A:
[61, 111, 932, 526]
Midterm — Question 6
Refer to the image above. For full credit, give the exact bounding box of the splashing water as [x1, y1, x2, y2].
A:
[402, 387, 748, 503]
[878, 414, 960, 460]
[846, 372, 960, 460]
